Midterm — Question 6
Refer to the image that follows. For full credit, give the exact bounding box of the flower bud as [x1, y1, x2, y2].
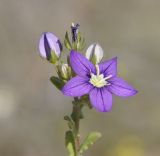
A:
[57, 63, 71, 80]
[39, 32, 62, 64]
[85, 43, 103, 64]
[71, 23, 80, 42]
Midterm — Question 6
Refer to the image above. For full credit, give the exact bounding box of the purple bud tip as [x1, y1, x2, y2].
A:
[57, 39, 63, 52]
[71, 23, 80, 42]
[44, 33, 51, 60]
[39, 32, 62, 60]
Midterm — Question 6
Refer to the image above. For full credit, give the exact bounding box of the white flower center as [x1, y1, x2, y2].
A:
[89, 65, 112, 88]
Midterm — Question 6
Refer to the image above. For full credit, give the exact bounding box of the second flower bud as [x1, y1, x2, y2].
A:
[85, 43, 103, 64]
[57, 63, 71, 80]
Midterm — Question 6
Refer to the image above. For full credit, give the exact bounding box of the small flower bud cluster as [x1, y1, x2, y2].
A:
[38, 23, 105, 89]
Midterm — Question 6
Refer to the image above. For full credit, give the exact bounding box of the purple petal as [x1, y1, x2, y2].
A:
[108, 77, 138, 97]
[70, 51, 96, 78]
[39, 32, 61, 59]
[89, 87, 112, 112]
[62, 76, 93, 97]
[99, 57, 117, 77]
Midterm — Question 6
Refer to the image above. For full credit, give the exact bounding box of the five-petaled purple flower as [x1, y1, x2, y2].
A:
[62, 51, 137, 112]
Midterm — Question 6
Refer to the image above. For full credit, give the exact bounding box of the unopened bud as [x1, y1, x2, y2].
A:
[57, 63, 71, 80]
[86, 43, 103, 64]
[71, 23, 80, 42]
[39, 32, 62, 64]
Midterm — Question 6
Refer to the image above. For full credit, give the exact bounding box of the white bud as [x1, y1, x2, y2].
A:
[86, 43, 104, 64]
[57, 63, 71, 80]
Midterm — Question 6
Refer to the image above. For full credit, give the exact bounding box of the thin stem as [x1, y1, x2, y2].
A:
[72, 97, 82, 155]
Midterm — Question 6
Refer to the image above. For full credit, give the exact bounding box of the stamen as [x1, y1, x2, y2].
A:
[89, 65, 112, 88]
[104, 74, 112, 80]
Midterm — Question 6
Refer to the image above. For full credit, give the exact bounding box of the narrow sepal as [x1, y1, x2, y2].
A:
[50, 76, 65, 90]
[76, 32, 85, 51]
[64, 31, 72, 50]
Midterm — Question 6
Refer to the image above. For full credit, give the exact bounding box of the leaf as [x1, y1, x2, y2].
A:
[64, 115, 74, 129]
[64, 31, 72, 50]
[79, 132, 101, 154]
[65, 131, 76, 156]
[50, 76, 65, 90]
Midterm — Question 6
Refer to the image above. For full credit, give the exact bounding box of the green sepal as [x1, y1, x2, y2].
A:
[77, 32, 85, 51]
[64, 31, 72, 50]
[79, 132, 102, 154]
[65, 131, 76, 156]
[49, 50, 59, 64]
[90, 54, 98, 65]
[50, 76, 65, 90]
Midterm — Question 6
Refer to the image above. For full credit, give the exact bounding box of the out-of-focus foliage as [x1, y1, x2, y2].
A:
[0, 0, 160, 156]
[109, 135, 145, 156]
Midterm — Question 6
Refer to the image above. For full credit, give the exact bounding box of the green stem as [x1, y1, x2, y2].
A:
[72, 97, 82, 156]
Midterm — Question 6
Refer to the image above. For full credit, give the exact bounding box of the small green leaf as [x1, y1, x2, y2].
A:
[50, 76, 65, 90]
[64, 31, 72, 50]
[79, 132, 101, 154]
[65, 131, 76, 156]
[77, 37, 85, 51]
[64, 115, 74, 129]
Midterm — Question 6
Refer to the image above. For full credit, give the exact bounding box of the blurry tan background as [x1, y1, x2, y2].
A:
[0, 0, 160, 156]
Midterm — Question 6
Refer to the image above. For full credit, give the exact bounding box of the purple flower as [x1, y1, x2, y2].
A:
[39, 32, 62, 63]
[62, 51, 138, 112]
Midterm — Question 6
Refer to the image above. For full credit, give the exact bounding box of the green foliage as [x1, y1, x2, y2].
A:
[64, 31, 85, 51]
[50, 76, 65, 90]
[65, 131, 76, 156]
[76, 32, 85, 51]
[64, 31, 72, 50]
[49, 50, 59, 64]
[64, 115, 74, 130]
[79, 132, 102, 155]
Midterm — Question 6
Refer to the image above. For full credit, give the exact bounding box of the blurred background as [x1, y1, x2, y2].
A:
[0, 0, 160, 155]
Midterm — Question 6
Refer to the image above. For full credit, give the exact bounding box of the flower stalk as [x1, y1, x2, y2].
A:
[71, 98, 83, 155]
